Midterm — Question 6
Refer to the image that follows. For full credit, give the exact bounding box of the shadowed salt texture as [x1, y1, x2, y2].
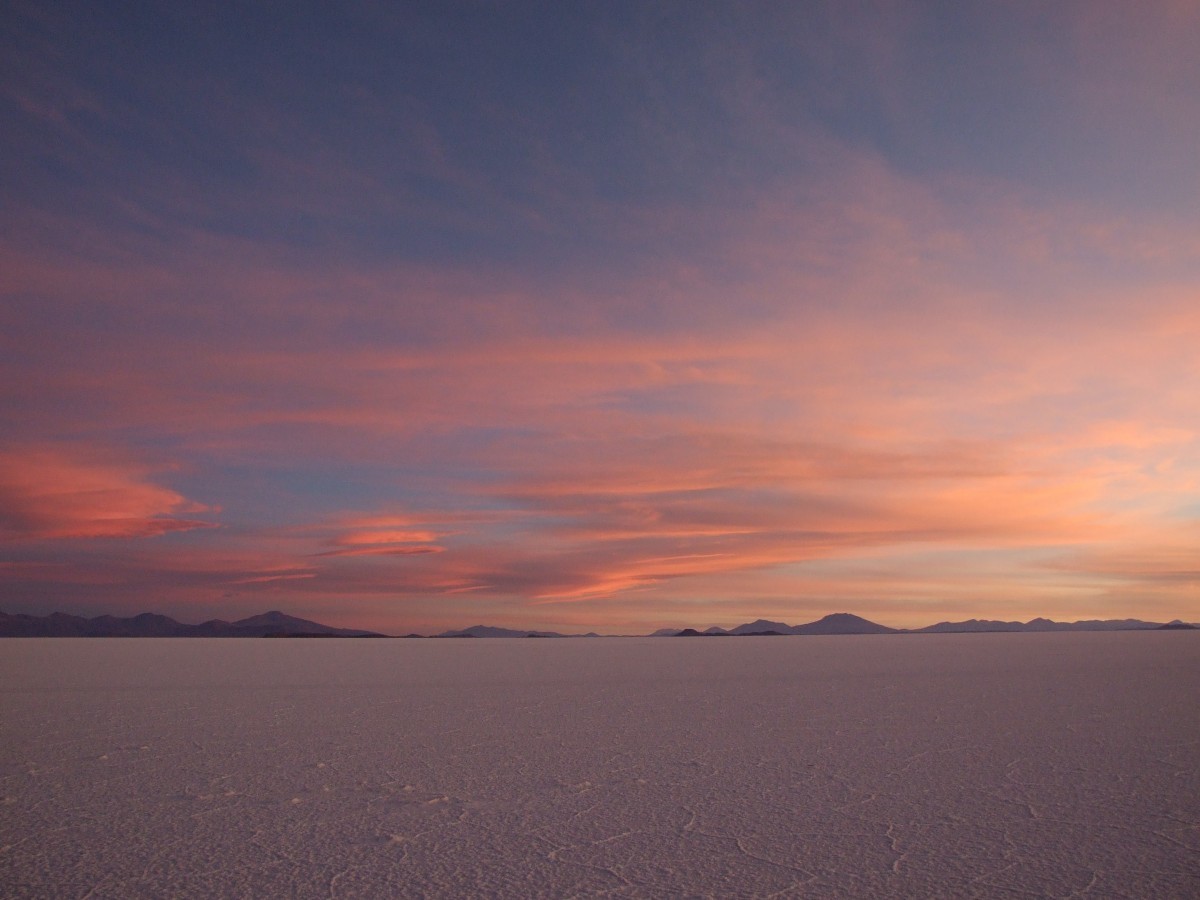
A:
[1, 634, 1197, 898]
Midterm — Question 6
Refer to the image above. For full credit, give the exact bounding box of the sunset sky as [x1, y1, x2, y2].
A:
[3, 1, 1198, 634]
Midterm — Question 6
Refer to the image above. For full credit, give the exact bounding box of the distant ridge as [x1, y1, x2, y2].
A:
[729, 618, 793, 635]
[435, 624, 569, 638]
[795, 613, 898, 635]
[657, 613, 1189, 637]
[1159, 620, 1197, 630]
[914, 617, 1170, 634]
[0, 609, 384, 638]
[719, 613, 898, 636]
[2, 609, 1194, 639]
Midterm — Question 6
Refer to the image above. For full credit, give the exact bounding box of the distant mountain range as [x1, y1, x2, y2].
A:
[653, 613, 899, 636]
[0, 609, 384, 638]
[436, 624, 601, 639]
[1, 609, 1194, 638]
[912, 616, 1194, 633]
[655, 612, 1195, 636]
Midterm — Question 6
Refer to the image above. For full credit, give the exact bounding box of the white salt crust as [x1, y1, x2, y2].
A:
[1, 633, 1197, 898]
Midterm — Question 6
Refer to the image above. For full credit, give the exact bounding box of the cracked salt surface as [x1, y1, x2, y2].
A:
[1, 634, 1197, 898]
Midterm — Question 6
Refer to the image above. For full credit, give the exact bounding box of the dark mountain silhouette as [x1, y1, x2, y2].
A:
[89, 612, 184, 636]
[0, 611, 91, 637]
[916, 617, 1169, 633]
[217, 610, 384, 637]
[668, 627, 733, 636]
[436, 624, 566, 638]
[412, 614, 1193, 638]
[654, 613, 1187, 636]
[721, 613, 897, 636]
[0, 609, 384, 638]
[729, 619, 793, 635]
[793, 613, 899, 635]
[4, 609, 1192, 639]
[652, 625, 731, 636]
[915, 618, 1027, 633]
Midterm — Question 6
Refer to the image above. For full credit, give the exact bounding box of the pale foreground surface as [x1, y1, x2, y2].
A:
[2, 634, 1197, 898]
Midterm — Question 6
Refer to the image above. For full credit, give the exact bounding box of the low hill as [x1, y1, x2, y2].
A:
[435, 625, 567, 638]
[721, 613, 896, 636]
[917, 617, 1168, 633]
[729, 619, 794, 635]
[793, 613, 899, 635]
[0, 609, 384, 638]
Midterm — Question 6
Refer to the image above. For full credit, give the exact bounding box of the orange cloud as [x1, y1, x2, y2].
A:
[298, 513, 459, 558]
[314, 545, 445, 558]
[228, 571, 318, 585]
[335, 529, 442, 545]
[0, 448, 216, 540]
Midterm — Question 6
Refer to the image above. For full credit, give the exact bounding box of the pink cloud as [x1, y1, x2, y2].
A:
[335, 529, 443, 545]
[0, 448, 217, 541]
[314, 545, 445, 558]
[294, 513, 459, 558]
[228, 571, 318, 585]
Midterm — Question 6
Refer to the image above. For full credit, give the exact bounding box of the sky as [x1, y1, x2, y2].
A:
[2, 1, 1198, 634]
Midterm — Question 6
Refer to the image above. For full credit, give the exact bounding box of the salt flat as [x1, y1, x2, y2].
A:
[2, 634, 1197, 898]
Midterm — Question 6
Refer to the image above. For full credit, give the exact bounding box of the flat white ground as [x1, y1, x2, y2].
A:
[1, 633, 1197, 898]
